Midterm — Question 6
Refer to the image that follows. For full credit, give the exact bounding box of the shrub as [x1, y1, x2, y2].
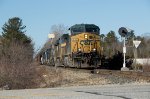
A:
[0, 41, 37, 89]
[108, 51, 123, 70]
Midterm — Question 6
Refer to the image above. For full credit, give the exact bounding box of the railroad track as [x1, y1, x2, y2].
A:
[43, 64, 150, 82]
[55, 65, 94, 74]
[94, 69, 150, 81]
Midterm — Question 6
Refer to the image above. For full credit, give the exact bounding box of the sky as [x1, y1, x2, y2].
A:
[0, 0, 150, 51]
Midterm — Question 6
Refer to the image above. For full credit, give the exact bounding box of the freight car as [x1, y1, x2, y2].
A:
[39, 24, 102, 68]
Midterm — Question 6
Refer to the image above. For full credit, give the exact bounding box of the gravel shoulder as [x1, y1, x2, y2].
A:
[36, 65, 150, 88]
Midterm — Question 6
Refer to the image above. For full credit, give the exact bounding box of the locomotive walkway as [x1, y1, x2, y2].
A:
[0, 84, 150, 99]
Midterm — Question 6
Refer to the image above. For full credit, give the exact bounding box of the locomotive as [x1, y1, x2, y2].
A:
[38, 24, 101, 68]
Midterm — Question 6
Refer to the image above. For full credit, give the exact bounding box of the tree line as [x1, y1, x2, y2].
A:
[100, 31, 150, 59]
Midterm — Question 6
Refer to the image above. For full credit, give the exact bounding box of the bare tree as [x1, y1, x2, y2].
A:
[40, 24, 68, 53]
[50, 24, 68, 43]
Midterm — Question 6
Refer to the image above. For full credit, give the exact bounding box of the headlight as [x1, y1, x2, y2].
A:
[93, 48, 96, 51]
[78, 48, 81, 51]
[84, 34, 88, 39]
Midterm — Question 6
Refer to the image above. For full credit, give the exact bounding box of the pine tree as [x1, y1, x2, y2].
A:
[2, 17, 31, 44]
[104, 31, 118, 57]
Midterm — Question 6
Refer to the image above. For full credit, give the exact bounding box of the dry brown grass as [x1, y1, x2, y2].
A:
[35, 65, 63, 88]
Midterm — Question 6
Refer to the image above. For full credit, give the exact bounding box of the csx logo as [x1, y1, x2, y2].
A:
[80, 40, 93, 45]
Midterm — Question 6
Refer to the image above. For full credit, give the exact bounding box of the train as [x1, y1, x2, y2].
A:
[36, 24, 102, 68]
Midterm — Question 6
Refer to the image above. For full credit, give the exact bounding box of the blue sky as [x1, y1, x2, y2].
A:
[0, 0, 150, 50]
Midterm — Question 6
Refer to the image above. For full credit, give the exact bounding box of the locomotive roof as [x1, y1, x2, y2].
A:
[69, 24, 100, 35]
[69, 24, 100, 30]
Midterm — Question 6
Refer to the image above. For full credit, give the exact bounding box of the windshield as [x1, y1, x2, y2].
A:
[85, 28, 99, 33]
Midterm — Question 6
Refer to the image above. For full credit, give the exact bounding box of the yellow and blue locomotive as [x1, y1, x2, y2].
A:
[39, 24, 101, 68]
